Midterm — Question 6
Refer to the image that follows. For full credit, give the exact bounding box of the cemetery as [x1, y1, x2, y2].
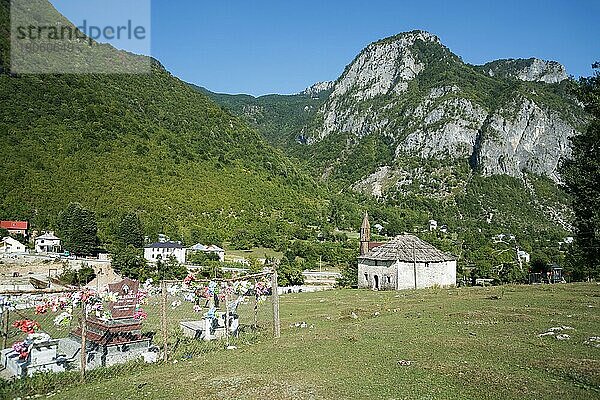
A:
[0, 282, 597, 399]
[0, 272, 278, 380]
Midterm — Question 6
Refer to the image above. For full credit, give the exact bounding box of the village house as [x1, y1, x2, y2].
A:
[144, 241, 186, 264]
[34, 232, 62, 253]
[188, 243, 225, 262]
[0, 220, 28, 236]
[0, 236, 26, 253]
[358, 213, 457, 290]
[517, 250, 531, 264]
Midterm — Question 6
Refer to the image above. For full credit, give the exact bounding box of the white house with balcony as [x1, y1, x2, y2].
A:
[144, 241, 186, 264]
[35, 232, 61, 253]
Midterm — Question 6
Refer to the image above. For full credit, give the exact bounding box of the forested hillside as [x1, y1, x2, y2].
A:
[0, 0, 325, 245]
[199, 31, 587, 279]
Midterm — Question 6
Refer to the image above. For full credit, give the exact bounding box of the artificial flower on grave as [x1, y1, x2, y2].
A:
[183, 273, 195, 286]
[203, 286, 212, 299]
[222, 283, 234, 297]
[133, 307, 148, 320]
[53, 311, 73, 327]
[136, 289, 148, 305]
[12, 341, 29, 360]
[171, 300, 182, 309]
[233, 280, 252, 296]
[96, 310, 112, 322]
[184, 293, 195, 302]
[143, 278, 154, 290]
[35, 304, 48, 314]
[204, 307, 217, 319]
[167, 284, 180, 296]
[13, 319, 40, 334]
[102, 291, 118, 303]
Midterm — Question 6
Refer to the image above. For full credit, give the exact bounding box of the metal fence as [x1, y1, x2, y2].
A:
[158, 270, 280, 361]
[0, 269, 280, 384]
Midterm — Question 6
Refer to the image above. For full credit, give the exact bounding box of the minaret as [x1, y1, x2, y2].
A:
[360, 211, 371, 256]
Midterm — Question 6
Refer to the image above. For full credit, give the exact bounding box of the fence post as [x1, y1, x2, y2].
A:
[271, 268, 280, 339]
[224, 288, 230, 347]
[80, 310, 87, 383]
[161, 280, 168, 362]
[1, 307, 9, 350]
[253, 279, 258, 330]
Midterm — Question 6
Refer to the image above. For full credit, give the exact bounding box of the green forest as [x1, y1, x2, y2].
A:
[1, 0, 597, 284]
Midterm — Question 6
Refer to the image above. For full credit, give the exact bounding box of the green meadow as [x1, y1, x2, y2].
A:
[2, 283, 599, 399]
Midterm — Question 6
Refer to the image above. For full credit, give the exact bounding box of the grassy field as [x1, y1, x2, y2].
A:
[3, 283, 600, 399]
[224, 246, 284, 262]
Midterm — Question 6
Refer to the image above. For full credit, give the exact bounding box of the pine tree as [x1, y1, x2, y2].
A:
[57, 202, 99, 256]
[118, 212, 144, 248]
[112, 245, 150, 281]
[561, 62, 600, 280]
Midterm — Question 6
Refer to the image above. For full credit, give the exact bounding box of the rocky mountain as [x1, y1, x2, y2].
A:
[479, 58, 568, 84]
[299, 81, 335, 97]
[307, 30, 583, 185]
[200, 30, 584, 251]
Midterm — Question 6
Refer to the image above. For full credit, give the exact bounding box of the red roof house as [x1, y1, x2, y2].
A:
[0, 221, 29, 235]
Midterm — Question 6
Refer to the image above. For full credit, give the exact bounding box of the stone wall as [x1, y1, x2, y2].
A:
[358, 259, 398, 290]
[359, 258, 456, 290]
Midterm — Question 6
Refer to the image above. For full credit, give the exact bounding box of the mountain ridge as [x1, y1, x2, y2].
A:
[0, 0, 326, 245]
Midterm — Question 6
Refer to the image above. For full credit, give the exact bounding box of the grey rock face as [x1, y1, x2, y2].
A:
[318, 31, 439, 140]
[308, 31, 580, 183]
[476, 97, 575, 181]
[399, 94, 488, 159]
[300, 81, 334, 97]
[482, 58, 568, 83]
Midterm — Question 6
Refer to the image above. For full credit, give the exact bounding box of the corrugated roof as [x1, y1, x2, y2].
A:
[359, 234, 456, 262]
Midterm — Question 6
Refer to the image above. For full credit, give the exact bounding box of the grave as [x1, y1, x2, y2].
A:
[179, 303, 239, 341]
[61, 277, 154, 369]
[1, 336, 68, 378]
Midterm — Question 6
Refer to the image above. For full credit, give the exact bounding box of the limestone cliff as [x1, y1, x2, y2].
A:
[480, 58, 568, 84]
[307, 31, 583, 186]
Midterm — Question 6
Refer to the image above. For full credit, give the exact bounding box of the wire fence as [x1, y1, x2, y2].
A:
[0, 269, 280, 385]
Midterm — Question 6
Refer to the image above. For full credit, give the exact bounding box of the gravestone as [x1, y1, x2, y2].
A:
[65, 277, 153, 369]
[1, 338, 66, 378]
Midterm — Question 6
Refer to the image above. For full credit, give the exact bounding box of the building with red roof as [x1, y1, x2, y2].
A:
[0, 221, 28, 236]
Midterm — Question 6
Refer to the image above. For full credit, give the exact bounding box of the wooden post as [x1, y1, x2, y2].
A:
[271, 268, 280, 339]
[161, 280, 168, 362]
[253, 279, 258, 330]
[224, 287, 230, 347]
[412, 241, 417, 290]
[80, 309, 87, 383]
[1, 308, 9, 350]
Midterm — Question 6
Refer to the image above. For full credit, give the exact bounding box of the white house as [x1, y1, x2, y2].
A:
[429, 219, 438, 231]
[188, 243, 225, 262]
[358, 213, 456, 290]
[144, 241, 186, 264]
[0, 237, 26, 253]
[517, 250, 531, 264]
[35, 232, 61, 253]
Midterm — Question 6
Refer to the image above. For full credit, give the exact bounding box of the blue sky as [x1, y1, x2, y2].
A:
[50, 0, 599, 96]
